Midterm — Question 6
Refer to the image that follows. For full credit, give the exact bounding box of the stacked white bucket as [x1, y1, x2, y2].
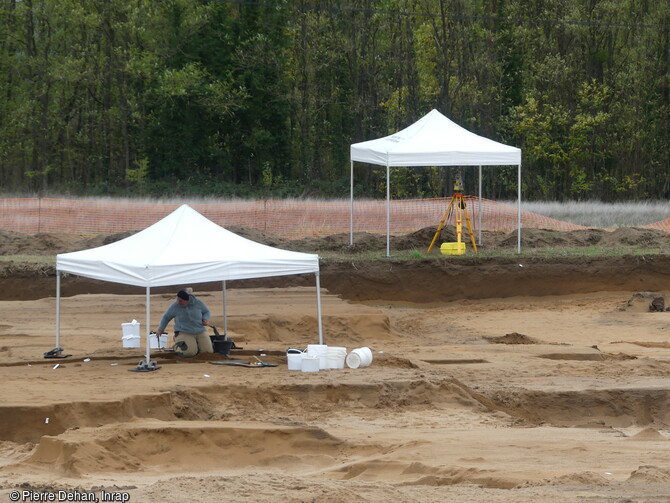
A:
[307, 344, 329, 371]
[121, 320, 168, 349]
[121, 320, 141, 348]
[286, 345, 372, 372]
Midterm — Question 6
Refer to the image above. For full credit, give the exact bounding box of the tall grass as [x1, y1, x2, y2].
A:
[517, 200, 670, 228]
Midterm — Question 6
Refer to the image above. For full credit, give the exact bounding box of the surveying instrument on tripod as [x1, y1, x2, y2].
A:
[426, 171, 478, 255]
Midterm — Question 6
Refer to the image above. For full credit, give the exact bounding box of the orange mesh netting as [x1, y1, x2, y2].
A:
[641, 219, 670, 233]
[0, 197, 667, 238]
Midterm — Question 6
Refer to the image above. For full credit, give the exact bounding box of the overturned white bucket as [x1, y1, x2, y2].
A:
[287, 348, 304, 371]
[121, 320, 140, 348]
[345, 347, 373, 369]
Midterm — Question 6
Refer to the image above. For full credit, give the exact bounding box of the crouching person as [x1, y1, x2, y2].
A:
[156, 289, 214, 357]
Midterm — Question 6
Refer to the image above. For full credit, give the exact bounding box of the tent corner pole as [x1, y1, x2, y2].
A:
[315, 271, 323, 345]
[517, 163, 522, 254]
[386, 158, 390, 257]
[222, 280, 228, 335]
[55, 271, 61, 349]
[145, 287, 151, 365]
[478, 165, 482, 245]
[350, 160, 354, 246]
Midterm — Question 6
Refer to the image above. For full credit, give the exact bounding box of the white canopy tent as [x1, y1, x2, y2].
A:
[349, 109, 522, 255]
[54, 204, 323, 370]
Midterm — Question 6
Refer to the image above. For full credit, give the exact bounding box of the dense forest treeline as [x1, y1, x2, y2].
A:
[0, 0, 669, 201]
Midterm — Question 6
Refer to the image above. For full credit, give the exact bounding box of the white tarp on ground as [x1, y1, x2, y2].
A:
[57, 204, 320, 286]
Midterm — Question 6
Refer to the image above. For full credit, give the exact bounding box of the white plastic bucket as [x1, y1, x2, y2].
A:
[121, 321, 140, 348]
[301, 355, 320, 373]
[150, 333, 168, 349]
[345, 347, 373, 369]
[122, 335, 140, 348]
[307, 344, 329, 370]
[287, 349, 303, 371]
[326, 346, 347, 369]
[307, 344, 328, 356]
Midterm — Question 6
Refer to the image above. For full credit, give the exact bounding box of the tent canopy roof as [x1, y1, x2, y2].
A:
[350, 109, 521, 167]
[57, 204, 319, 287]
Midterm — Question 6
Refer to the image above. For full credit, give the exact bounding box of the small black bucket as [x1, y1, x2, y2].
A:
[211, 337, 233, 356]
[210, 325, 234, 356]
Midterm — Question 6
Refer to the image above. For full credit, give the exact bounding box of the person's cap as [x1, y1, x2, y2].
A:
[177, 289, 190, 301]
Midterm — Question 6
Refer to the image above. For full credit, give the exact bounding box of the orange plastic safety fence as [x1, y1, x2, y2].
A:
[1, 196, 668, 238]
[642, 219, 670, 233]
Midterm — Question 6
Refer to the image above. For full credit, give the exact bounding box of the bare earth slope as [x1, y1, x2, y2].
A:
[2, 225, 670, 302]
[2, 227, 670, 502]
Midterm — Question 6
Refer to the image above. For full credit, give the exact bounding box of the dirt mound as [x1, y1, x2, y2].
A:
[500, 229, 576, 249]
[0, 230, 136, 256]
[0, 231, 80, 255]
[83, 231, 138, 249]
[226, 225, 292, 249]
[628, 465, 670, 483]
[627, 427, 668, 441]
[2, 224, 670, 259]
[22, 421, 353, 476]
[289, 232, 371, 252]
[496, 227, 613, 249]
[567, 228, 608, 245]
[521, 471, 609, 487]
[599, 227, 670, 247]
[620, 292, 670, 312]
[484, 333, 540, 344]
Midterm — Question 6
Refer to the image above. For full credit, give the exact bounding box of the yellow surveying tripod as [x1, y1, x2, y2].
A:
[426, 173, 478, 254]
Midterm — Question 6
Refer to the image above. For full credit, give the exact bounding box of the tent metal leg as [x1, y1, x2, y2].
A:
[145, 287, 151, 364]
[386, 159, 390, 257]
[350, 160, 354, 246]
[45, 272, 70, 359]
[478, 165, 482, 246]
[130, 287, 160, 372]
[222, 280, 228, 335]
[517, 163, 522, 253]
[56, 272, 60, 349]
[316, 272, 323, 345]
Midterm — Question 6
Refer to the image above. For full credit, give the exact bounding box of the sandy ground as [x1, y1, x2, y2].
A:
[2, 284, 670, 502]
[3, 226, 670, 502]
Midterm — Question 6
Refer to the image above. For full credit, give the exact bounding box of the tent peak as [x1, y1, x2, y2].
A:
[57, 205, 319, 287]
[350, 109, 521, 167]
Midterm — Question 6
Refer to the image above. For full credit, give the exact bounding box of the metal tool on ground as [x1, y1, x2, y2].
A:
[426, 171, 478, 255]
[208, 358, 277, 368]
[44, 347, 71, 359]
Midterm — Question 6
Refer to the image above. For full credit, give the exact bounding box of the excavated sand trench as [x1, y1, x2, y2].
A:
[3, 263, 670, 499]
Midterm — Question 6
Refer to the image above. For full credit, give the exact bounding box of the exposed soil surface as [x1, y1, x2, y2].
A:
[2, 227, 670, 502]
[2, 225, 670, 302]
